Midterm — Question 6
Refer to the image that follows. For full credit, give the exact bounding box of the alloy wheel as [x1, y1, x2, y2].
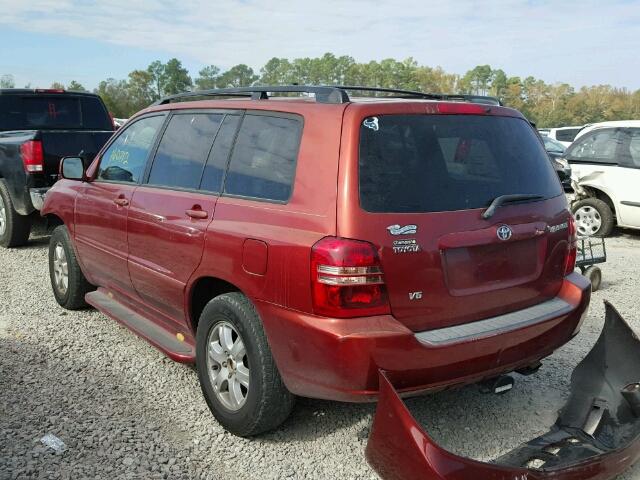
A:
[52, 242, 69, 295]
[206, 321, 250, 411]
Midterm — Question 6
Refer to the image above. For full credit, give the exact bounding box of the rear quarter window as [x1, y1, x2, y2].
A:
[223, 114, 302, 202]
[359, 114, 562, 213]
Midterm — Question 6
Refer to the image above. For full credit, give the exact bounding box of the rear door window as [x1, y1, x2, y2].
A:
[200, 115, 242, 193]
[223, 114, 302, 202]
[565, 129, 620, 164]
[359, 114, 562, 213]
[147, 113, 224, 190]
[98, 115, 165, 183]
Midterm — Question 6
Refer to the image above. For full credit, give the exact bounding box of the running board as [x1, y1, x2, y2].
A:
[85, 289, 195, 362]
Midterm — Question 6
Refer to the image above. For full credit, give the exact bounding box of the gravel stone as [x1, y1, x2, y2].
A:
[1, 226, 639, 479]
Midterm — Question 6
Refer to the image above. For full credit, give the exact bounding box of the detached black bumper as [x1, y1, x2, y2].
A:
[366, 302, 640, 480]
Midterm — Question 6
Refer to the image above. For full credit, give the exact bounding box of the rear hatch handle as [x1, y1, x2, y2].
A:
[482, 194, 544, 219]
[366, 302, 640, 480]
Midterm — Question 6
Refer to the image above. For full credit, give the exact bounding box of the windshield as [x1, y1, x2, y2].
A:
[0, 94, 113, 131]
[359, 114, 563, 213]
[543, 136, 566, 153]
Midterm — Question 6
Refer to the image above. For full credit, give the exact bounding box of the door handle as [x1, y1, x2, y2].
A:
[186, 209, 208, 219]
[113, 197, 129, 207]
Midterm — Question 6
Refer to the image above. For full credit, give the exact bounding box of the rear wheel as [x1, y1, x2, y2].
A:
[48, 225, 94, 309]
[572, 198, 614, 237]
[585, 266, 602, 292]
[0, 179, 31, 248]
[196, 292, 294, 436]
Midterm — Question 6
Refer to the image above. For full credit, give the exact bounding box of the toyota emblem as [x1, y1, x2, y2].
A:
[497, 225, 513, 241]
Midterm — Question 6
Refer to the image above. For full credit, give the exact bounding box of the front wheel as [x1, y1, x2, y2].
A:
[48, 225, 94, 309]
[572, 198, 614, 237]
[196, 293, 294, 436]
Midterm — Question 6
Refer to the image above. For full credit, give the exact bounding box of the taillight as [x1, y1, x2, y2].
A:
[564, 215, 577, 275]
[311, 237, 391, 318]
[20, 140, 44, 173]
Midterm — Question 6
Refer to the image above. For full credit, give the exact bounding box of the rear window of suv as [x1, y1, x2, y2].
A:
[0, 94, 112, 131]
[359, 114, 562, 213]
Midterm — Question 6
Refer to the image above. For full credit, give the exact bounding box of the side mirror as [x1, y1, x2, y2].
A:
[60, 156, 85, 181]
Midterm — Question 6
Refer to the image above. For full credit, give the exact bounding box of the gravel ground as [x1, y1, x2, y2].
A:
[1, 225, 640, 480]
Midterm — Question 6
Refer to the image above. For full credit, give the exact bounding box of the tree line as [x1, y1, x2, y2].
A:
[2, 53, 639, 127]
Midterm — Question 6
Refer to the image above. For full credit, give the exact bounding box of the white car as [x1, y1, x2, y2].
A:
[546, 125, 585, 147]
[566, 120, 640, 236]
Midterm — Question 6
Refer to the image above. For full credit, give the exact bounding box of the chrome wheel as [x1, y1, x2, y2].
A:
[0, 194, 6, 237]
[574, 206, 602, 236]
[206, 321, 250, 411]
[52, 242, 69, 295]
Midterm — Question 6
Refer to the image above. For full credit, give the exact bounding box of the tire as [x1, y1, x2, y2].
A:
[585, 266, 602, 292]
[48, 225, 94, 309]
[572, 198, 614, 237]
[0, 179, 31, 248]
[196, 292, 294, 437]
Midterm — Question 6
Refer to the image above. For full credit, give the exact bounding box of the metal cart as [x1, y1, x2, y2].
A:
[576, 236, 606, 291]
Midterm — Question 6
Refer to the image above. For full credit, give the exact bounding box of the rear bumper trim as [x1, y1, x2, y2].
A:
[415, 296, 573, 346]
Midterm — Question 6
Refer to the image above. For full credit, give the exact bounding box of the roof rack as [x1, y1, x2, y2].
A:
[152, 85, 501, 106]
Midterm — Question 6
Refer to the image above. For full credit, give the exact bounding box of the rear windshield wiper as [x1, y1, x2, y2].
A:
[482, 194, 544, 219]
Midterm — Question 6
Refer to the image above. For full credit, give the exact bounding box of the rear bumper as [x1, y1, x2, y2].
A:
[366, 302, 640, 480]
[257, 273, 591, 402]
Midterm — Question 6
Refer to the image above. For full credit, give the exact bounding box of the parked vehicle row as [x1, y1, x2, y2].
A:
[0, 89, 114, 247]
[539, 125, 585, 147]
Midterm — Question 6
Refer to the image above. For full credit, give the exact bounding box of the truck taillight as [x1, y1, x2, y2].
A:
[564, 215, 578, 275]
[311, 237, 390, 318]
[20, 140, 44, 173]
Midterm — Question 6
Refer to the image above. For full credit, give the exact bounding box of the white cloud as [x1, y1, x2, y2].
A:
[1, 0, 639, 88]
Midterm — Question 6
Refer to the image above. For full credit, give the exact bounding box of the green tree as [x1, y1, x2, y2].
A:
[127, 70, 156, 111]
[460, 65, 493, 95]
[259, 58, 294, 85]
[50, 81, 66, 89]
[195, 65, 221, 90]
[163, 58, 192, 95]
[67, 80, 87, 92]
[0, 74, 15, 88]
[147, 60, 166, 99]
[217, 64, 258, 88]
[95, 78, 131, 117]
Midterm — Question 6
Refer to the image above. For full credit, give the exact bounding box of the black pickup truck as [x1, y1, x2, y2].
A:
[0, 89, 114, 247]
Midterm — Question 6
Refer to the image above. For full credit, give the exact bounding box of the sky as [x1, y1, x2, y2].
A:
[1, 0, 639, 91]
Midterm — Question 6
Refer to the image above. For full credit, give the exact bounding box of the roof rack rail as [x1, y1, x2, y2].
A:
[152, 85, 501, 106]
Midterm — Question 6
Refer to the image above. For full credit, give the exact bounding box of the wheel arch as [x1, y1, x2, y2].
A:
[43, 212, 64, 233]
[188, 276, 242, 334]
[578, 184, 618, 220]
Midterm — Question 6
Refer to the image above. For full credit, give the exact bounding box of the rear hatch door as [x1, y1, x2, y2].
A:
[340, 106, 572, 332]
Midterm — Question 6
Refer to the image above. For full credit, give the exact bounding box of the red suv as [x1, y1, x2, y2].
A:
[42, 86, 591, 437]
